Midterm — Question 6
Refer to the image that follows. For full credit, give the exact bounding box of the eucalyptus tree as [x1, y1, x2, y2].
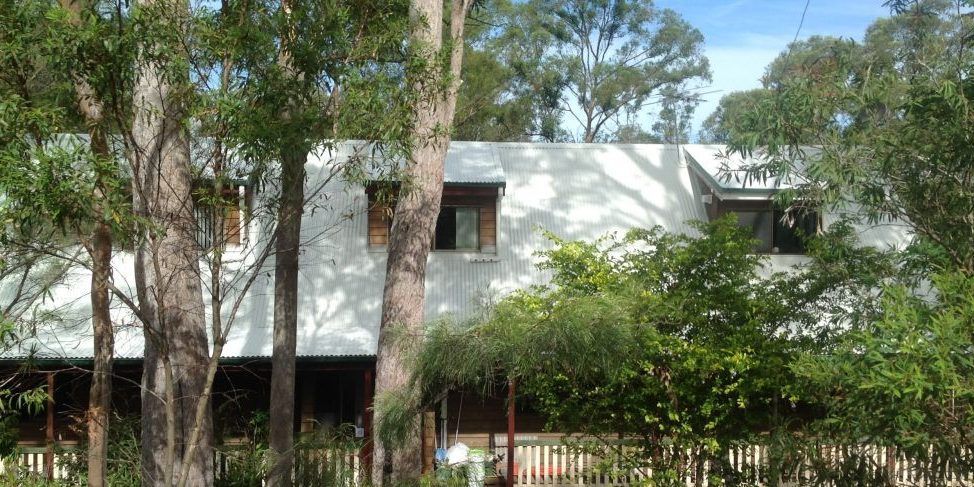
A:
[196, 2, 413, 485]
[724, 0, 974, 275]
[52, 2, 136, 482]
[452, 0, 709, 143]
[453, 0, 566, 142]
[125, 0, 217, 483]
[4, 2, 414, 486]
[542, 0, 709, 142]
[180, 2, 413, 485]
[0, 1, 133, 484]
[699, 36, 857, 144]
[698, 90, 769, 144]
[373, 0, 476, 483]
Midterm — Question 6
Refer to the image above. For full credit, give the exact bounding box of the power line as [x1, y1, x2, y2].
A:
[793, 0, 812, 43]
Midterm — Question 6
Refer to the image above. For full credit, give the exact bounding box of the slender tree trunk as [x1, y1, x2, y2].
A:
[56, 2, 116, 484]
[131, 1, 213, 484]
[267, 148, 305, 487]
[77, 96, 115, 487]
[87, 219, 113, 487]
[373, 0, 471, 484]
[267, 1, 306, 484]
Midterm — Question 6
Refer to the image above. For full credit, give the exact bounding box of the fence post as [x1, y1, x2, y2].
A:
[45, 372, 55, 481]
[508, 380, 517, 487]
[361, 367, 374, 477]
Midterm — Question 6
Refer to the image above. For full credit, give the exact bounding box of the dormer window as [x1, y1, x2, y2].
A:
[724, 203, 818, 254]
[435, 207, 480, 250]
[685, 147, 819, 255]
[367, 184, 499, 253]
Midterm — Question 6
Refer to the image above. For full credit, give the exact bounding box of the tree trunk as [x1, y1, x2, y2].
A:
[56, 2, 116, 484]
[372, 0, 471, 484]
[266, 1, 306, 484]
[131, 1, 213, 484]
[87, 219, 113, 487]
[267, 148, 305, 487]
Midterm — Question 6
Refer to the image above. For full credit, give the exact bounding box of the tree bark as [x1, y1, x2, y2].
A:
[267, 1, 307, 484]
[267, 148, 305, 487]
[372, 0, 472, 484]
[87, 219, 113, 487]
[131, 1, 213, 485]
[55, 2, 116, 484]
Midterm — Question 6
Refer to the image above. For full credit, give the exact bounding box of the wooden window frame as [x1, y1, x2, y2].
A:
[366, 184, 499, 253]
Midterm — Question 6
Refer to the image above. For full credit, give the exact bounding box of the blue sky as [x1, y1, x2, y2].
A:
[653, 0, 890, 137]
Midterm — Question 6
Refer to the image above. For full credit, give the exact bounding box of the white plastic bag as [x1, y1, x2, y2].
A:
[446, 442, 470, 466]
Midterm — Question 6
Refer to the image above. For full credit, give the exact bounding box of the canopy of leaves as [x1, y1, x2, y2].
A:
[722, 1, 974, 274]
[710, 1, 974, 481]
[453, 0, 566, 142]
[698, 35, 858, 143]
[453, 0, 710, 142]
[796, 272, 974, 464]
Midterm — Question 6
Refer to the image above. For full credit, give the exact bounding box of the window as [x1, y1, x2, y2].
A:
[195, 185, 247, 249]
[434, 207, 480, 250]
[725, 206, 818, 254]
[734, 211, 774, 253]
[367, 184, 499, 252]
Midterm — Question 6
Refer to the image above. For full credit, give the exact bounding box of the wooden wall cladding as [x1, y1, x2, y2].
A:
[367, 204, 392, 246]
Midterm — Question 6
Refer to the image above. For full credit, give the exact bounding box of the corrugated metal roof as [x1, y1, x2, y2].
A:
[443, 142, 506, 184]
[684, 144, 802, 196]
[0, 143, 908, 361]
[347, 141, 505, 185]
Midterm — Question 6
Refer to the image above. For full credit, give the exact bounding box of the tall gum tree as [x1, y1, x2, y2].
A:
[130, 0, 213, 484]
[266, 2, 306, 485]
[55, 2, 115, 484]
[542, 0, 710, 142]
[0, 2, 126, 484]
[373, 0, 474, 483]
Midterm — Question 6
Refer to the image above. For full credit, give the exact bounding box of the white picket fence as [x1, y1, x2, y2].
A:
[5, 442, 972, 486]
[216, 446, 362, 485]
[0, 447, 76, 479]
[492, 440, 974, 486]
[0, 446, 361, 483]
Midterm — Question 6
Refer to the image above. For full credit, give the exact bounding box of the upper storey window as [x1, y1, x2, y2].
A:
[195, 184, 249, 249]
[367, 184, 499, 253]
[685, 148, 818, 255]
[435, 207, 480, 250]
[725, 204, 818, 254]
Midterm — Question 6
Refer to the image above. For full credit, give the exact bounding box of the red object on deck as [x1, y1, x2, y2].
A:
[507, 379, 516, 487]
[45, 372, 54, 481]
[361, 368, 374, 473]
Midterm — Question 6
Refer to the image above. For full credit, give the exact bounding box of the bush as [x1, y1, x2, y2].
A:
[59, 413, 141, 487]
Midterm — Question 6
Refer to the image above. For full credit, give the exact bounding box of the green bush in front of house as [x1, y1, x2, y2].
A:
[402, 215, 974, 485]
[407, 216, 827, 485]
